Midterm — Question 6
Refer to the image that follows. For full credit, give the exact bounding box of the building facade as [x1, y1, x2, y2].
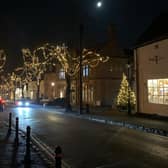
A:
[42, 39, 130, 108]
[134, 12, 168, 116]
[43, 71, 66, 100]
[3, 26, 132, 108]
[22, 25, 132, 108]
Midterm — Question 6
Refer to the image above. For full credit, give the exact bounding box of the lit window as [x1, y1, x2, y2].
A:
[83, 65, 89, 77]
[147, 79, 168, 105]
[60, 90, 63, 98]
[59, 68, 65, 79]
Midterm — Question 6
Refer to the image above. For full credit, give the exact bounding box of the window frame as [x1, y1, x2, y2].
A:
[147, 79, 168, 105]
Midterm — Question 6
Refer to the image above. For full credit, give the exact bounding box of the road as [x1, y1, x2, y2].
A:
[1, 105, 168, 168]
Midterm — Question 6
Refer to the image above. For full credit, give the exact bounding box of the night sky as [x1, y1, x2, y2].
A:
[0, 0, 168, 70]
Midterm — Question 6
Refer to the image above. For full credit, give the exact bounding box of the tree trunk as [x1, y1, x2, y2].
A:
[65, 73, 72, 112]
[26, 83, 28, 98]
[13, 89, 16, 103]
[21, 84, 24, 98]
[36, 81, 40, 104]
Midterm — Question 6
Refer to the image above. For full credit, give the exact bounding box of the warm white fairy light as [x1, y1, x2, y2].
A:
[0, 50, 7, 97]
[117, 73, 136, 107]
[0, 74, 10, 98]
[0, 42, 110, 101]
[44, 44, 109, 76]
[0, 50, 6, 71]
[0, 43, 109, 99]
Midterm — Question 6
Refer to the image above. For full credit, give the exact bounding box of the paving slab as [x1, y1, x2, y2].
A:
[0, 120, 47, 168]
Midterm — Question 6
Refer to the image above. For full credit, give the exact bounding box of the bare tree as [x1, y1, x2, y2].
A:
[46, 44, 109, 112]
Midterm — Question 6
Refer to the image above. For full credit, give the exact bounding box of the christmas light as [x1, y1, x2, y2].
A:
[3, 43, 109, 102]
[43, 44, 109, 76]
[117, 73, 136, 109]
[0, 50, 6, 72]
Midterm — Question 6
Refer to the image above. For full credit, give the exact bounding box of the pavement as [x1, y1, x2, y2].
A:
[0, 116, 49, 168]
[45, 105, 168, 137]
[75, 106, 168, 136]
[0, 105, 168, 168]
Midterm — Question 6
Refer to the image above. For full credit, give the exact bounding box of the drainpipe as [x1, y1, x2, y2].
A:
[135, 48, 139, 113]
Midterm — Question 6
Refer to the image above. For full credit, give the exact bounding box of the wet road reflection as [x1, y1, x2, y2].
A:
[2, 106, 168, 168]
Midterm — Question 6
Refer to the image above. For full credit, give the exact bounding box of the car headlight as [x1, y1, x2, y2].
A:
[18, 101, 23, 106]
[25, 102, 30, 106]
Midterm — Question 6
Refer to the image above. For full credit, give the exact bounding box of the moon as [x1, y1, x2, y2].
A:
[97, 1, 102, 8]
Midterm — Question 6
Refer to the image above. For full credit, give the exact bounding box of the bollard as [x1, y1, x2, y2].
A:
[8, 113, 12, 133]
[55, 146, 62, 168]
[15, 117, 19, 145]
[24, 126, 31, 164]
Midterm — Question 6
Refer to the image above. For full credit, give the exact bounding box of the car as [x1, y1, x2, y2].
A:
[15, 98, 31, 107]
[46, 98, 65, 106]
[0, 97, 5, 112]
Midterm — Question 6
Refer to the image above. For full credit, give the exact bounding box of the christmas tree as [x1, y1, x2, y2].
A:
[116, 73, 136, 109]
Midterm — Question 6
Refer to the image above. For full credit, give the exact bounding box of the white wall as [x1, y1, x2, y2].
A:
[135, 38, 168, 116]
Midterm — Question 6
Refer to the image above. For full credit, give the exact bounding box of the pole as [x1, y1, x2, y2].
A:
[55, 146, 62, 168]
[79, 24, 84, 114]
[15, 117, 19, 145]
[24, 126, 31, 164]
[127, 57, 131, 115]
[8, 112, 12, 133]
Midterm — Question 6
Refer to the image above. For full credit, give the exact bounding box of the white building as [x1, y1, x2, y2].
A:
[134, 12, 168, 117]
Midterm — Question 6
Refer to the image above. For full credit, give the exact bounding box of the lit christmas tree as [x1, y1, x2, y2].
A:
[117, 73, 136, 109]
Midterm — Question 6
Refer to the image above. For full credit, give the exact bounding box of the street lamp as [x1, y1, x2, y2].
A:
[51, 82, 55, 87]
[51, 82, 55, 99]
[79, 24, 84, 114]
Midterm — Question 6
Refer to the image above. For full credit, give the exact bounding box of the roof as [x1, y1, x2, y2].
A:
[135, 11, 168, 47]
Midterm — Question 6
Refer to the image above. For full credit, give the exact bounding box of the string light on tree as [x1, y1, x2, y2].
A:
[0, 75, 10, 99]
[46, 44, 109, 76]
[22, 46, 52, 103]
[43, 43, 109, 112]
[21, 43, 109, 109]
[117, 73, 136, 110]
[0, 50, 7, 98]
[0, 50, 6, 72]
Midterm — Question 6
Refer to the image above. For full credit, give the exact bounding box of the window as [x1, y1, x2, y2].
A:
[148, 79, 168, 105]
[82, 84, 94, 104]
[82, 84, 88, 102]
[59, 68, 65, 79]
[83, 65, 89, 77]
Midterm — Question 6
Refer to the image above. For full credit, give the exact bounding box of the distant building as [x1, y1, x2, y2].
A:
[28, 80, 44, 100]
[43, 67, 66, 100]
[42, 25, 132, 108]
[134, 12, 168, 117]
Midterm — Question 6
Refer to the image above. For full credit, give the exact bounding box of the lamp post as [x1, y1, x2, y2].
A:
[79, 24, 84, 114]
[127, 59, 131, 115]
[79, 2, 103, 114]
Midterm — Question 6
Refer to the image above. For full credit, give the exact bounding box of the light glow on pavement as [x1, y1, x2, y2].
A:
[47, 115, 62, 122]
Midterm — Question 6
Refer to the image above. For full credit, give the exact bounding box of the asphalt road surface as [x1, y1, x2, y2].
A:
[1, 105, 168, 168]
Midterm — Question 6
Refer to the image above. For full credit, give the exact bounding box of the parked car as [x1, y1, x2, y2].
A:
[0, 97, 5, 112]
[15, 98, 32, 107]
[40, 98, 50, 105]
[46, 98, 65, 107]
